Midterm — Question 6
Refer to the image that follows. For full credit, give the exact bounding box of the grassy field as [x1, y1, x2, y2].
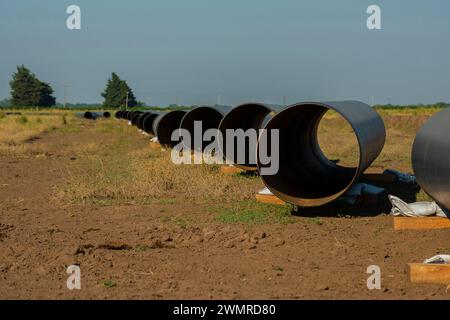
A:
[0, 110, 74, 154]
[1, 107, 449, 299]
[1, 107, 436, 210]
[3, 107, 437, 214]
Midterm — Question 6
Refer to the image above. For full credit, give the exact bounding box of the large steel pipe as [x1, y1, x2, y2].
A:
[127, 110, 141, 121]
[78, 111, 111, 119]
[180, 105, 233, 152]
[137, 112, 153, 130]
[218, 103, 284, 170]
[121, 111, 131, 119]
[131, 111, 145, 126]
[115, 110, 123, 119]
[142, 112, 162, 134]
[412, 108, 450, 211]
[257, 101, 386, 207]
[153, 110, 187, 147]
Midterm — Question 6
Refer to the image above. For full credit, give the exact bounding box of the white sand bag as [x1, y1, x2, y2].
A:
[424, 255, 450, 264]
[389, 195, 440, 217]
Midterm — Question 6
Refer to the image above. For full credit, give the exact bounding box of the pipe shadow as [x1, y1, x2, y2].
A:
[291, 176, 420, 217]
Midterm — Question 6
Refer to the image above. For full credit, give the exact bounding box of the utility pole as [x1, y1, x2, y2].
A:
[63, 84, 70, 108]
[125, 91, 129, 110]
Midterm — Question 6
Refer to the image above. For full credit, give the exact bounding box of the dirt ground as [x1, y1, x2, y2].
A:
[0, 116, 449, 299]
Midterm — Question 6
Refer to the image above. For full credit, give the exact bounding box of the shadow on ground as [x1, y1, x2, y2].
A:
[291, 178, 420, 218]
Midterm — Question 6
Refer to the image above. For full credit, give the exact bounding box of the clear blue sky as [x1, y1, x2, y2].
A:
[1, 0, 450, 106]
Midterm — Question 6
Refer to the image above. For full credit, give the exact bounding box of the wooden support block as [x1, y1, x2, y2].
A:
[393, 216, 450, 230]
[409, 263, 450, 284]
[255, 193, 286, 206]
[220, 166, 244, 175]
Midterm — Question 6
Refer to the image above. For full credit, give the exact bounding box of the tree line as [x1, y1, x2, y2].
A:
[7, 65, 138, 108]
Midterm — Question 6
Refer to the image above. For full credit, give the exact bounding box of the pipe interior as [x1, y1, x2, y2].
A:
[142, 114, 159, 134]
[137, 113, 151, 130]
[180, 108, 224, 152]
[261, 104, 359, 201]
[127, 111, 137, 121]
[131, 112, 143, 126]
[219, 104, 272, 169]
[157, 111, 186, 147]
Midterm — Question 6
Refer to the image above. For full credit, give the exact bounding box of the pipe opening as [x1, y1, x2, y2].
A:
[317, 110, 360, 168]
[137, 113, 151, 130]
[131, 112, 143, 126]
[258, 103, 362, 206]
[218, 103, 273, 170]
[84, 111, 94, 119]
[142, 113, 159, 135]
[127, 111, 138, 121]
[180, 107, 224, 152]
[155, 111, 186, 147]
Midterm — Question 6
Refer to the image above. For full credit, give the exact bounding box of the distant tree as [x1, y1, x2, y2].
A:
[0, 98, 12, 107]
[101, 72, 137, 108]
[9, 65, 55, 107]
[36, 81, 56, 107]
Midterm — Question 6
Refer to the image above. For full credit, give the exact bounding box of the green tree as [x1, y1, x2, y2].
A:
[10, 65, 55, 107]
[101, 72, 137, 108]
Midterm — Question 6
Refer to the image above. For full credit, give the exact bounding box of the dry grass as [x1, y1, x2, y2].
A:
[57, 108, 440, 207]
[61, 125, 261, 206]
[0, 110, 75, 155]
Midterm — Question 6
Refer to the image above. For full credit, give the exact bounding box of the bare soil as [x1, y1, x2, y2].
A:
[0, 120, 449, 299]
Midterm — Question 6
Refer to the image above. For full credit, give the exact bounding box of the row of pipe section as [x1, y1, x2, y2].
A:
[76, 111, 111, 120]
[115, 103, 449, 212]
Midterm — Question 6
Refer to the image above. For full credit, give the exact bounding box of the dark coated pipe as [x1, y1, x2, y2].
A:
[257, 101, 386, 207]
[180, 105, 233, 152]
[131, 111, 144, 126]
[137, 111, 160, 132]
[412, 108, 450, 211]
[78, 111, 110, 120]
[142, 112, 162, 135]
[153, 110, 187, 147]
[137, 112, 152, 130]
[218, 103, 285, 170]
[115, 110, 123, 119]
[127, 110, 140, 121]
[119, 110, 128, 119]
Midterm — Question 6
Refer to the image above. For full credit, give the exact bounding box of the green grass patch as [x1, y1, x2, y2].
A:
[102, 280, 117, 288]
[272, 265, 284, 272]
[306, 217, 324, 225]
[211, 200, 294, 225]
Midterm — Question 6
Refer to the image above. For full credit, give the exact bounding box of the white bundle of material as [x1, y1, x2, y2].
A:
[424, 255, 450, 264]
[389, 195, 447, 218]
